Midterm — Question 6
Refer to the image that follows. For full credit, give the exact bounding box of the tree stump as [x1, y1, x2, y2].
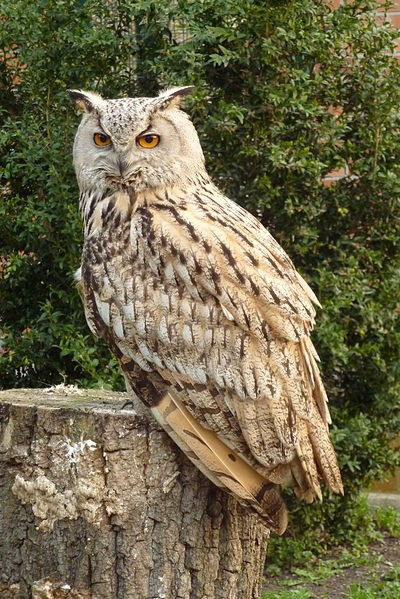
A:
[0, 387, 270, 599]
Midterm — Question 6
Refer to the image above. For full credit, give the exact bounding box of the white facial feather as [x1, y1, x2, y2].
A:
[71, 88, 205, 202]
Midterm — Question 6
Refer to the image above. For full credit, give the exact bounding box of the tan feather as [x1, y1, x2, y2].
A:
[151, 391, 288, 534]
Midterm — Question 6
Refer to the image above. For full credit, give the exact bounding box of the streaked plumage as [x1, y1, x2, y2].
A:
[70, 87, 343, 534]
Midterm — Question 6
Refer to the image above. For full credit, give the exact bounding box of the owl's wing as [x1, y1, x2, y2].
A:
[82, 188, 343, 531]
[145, 193, 342, 486]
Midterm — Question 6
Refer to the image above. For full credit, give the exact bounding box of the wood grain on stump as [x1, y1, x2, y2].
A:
[0, 387, 269, 599]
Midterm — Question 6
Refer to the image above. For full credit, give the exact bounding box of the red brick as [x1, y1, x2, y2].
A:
[389, 13, 400, 28]
[325, 167, 347, 179]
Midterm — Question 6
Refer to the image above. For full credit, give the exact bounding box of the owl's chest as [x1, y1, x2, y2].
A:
[83, 205, 159, 267]
[80, 213, 161, 342]
[81, 208, 170, 317]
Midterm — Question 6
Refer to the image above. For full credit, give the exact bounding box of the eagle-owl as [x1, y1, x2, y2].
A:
[69, 86, 343, 534]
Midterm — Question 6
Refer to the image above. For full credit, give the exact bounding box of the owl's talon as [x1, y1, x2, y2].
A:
[121, 399, 135, 410]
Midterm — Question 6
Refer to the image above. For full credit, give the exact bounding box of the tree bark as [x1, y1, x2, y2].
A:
[0, 387, 270, 599]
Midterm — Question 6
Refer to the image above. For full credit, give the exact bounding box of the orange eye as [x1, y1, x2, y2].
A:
[137, 133, 160, 149]
[94, 132, 112, 147]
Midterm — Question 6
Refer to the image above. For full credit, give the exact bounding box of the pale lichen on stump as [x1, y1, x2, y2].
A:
[0, 387, 269, 599]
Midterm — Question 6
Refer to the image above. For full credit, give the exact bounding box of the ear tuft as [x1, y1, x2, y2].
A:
[68, 89, 104, 113]
[156, 86, 194, 110]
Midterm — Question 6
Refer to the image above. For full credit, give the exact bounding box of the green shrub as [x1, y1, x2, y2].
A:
[1, 0, 399, 559]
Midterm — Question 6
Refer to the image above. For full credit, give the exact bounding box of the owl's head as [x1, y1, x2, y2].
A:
[69, 87, 205, 194]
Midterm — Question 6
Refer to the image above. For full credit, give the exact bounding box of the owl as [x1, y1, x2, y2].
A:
[69, 86, 343, 534]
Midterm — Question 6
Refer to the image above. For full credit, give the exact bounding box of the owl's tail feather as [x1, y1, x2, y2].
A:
[151, 391, 288, 535]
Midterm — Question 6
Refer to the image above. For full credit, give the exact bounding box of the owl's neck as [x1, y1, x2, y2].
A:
[80, 171, 212, 237]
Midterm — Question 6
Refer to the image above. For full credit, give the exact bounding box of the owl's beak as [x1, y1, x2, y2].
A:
[117, 155, 128, 179]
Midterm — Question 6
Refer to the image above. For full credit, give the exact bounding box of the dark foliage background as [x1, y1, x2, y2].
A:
[1, 0, 399, 561]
